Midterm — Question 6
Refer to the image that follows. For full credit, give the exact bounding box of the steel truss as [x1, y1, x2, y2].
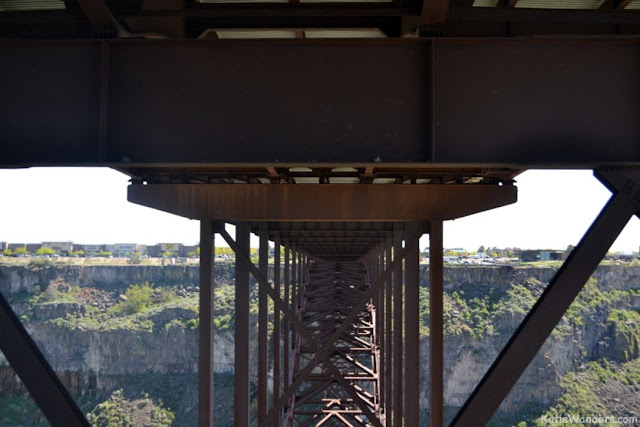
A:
[286, 261, 382, 426]
[0, 169, 638, 427]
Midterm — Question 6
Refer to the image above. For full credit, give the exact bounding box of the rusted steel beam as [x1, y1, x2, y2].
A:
[234, 222, 251, 426]
[284, 245, 290, 401]
[384, 233, 393, 427]
[258, 223, 269, 424]
[420, 0, 449, 26]
[429, 220, 444, 427]
[3, 39, 640, 167]
[198, 220, 215, 427]
[0, 294, 90, 426]
[377, 244, 385, 418]
[273, 234, 281, 427]
[451, 188, 638, 426]
[404, 222, 421, 426]
[392, 222, 404, 425]
[128, 183, 517, 221]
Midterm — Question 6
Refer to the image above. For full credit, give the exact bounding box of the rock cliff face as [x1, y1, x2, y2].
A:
[0, 263, 638, 425]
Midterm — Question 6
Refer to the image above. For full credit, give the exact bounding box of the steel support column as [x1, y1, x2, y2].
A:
[284, 244, 291, 396]
[393, 222, 404, 425]
[273, 233, 282, 427]
[430, 220, 444, 427]
[0, 293, 89, 427]
[258, 222, 269, 424]
[234, 222, 251, 426]
[451, 187, 638, 426]
[198, 219, 215, 427]
[405, 222, 421, 426]
[292, 245, 297, 353]
[378, 244, 385, 419]
[385, 233, 393, 427]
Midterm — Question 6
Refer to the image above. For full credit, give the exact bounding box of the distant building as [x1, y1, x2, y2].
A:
[146, 245, 161, 258]
[0, 242, 7, 251]
[42, 241, 74, 253]
[180, 245, 198, 257]
[540, 250, 565, 261]
[520, 249, 565, 262]
[113, 243, 141, 256]
[77, 244, 104, 255]
[159, 243, 182, 255]
[8, 243, 42, 253]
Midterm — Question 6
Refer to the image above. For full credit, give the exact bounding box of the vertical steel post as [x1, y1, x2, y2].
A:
[291, 246, 297, 338]
[198, 220, 215, 427]
[258, 223, 269, 424]
[430, 220, 444, 427]
[284, 244, 290, 392]
[405, 222, 421, 426]
[393, 222, 404, 425]
[273, 234, 281, 427]
[234, 222, 251, 426]
[385, 232, 393, 427]
[378, 244, 385, 415]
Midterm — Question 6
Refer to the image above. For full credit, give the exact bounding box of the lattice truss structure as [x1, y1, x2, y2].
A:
[286, 262, 382, 426]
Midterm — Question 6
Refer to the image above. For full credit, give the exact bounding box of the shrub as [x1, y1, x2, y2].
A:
[111, 283, 155, 316]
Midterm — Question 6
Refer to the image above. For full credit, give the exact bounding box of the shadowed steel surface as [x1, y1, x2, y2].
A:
[429, 220, 444, 427]
[1, 39, 640, 167]
[2, 3, 640, 425]
[127, 183, 517, 221]
[198, 220, 215, 427]
[234, 223, 251, 426]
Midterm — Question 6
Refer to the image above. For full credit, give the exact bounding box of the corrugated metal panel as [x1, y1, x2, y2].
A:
[515, 0, 603, 8]
[217, 30, 297, 38]
[473, 0, 500, 6]
[304, 29, 386, 37]
[626, 0, 640, 8]
[197, 0, 287, 3]
[0, 0, 65, 11]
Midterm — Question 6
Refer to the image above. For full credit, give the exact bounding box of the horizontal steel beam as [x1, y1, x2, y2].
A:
[1, 38, 639, 167]
[127, 183, 516, 221]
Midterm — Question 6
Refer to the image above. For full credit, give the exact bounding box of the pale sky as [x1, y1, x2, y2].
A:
[0, 168, 637, 252]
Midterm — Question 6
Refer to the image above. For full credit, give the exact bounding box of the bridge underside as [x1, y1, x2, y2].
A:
[1, 2, 640, 425]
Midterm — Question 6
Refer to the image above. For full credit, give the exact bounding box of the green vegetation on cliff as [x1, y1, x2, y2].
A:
[532, 358, 640, 426]
[87, 389, 174, 427]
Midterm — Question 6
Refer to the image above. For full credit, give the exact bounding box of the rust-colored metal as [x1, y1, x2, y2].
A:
[430, 220, 444, 427]
[263, 226, 423, 426]
[234, 222, 251, 426]
[420, 0, 450, 26]
[392, 223, 404, 426]
[273, 234, 281, 427]
[258, 223, 269, 424]
[284, 245, 291, 400]
[384, 234, 393, 427]
[285, 261, 383, 425]
[128, 183, 517, 221]
[404, 222, 421, 426]
[198, 220, 215, 427]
